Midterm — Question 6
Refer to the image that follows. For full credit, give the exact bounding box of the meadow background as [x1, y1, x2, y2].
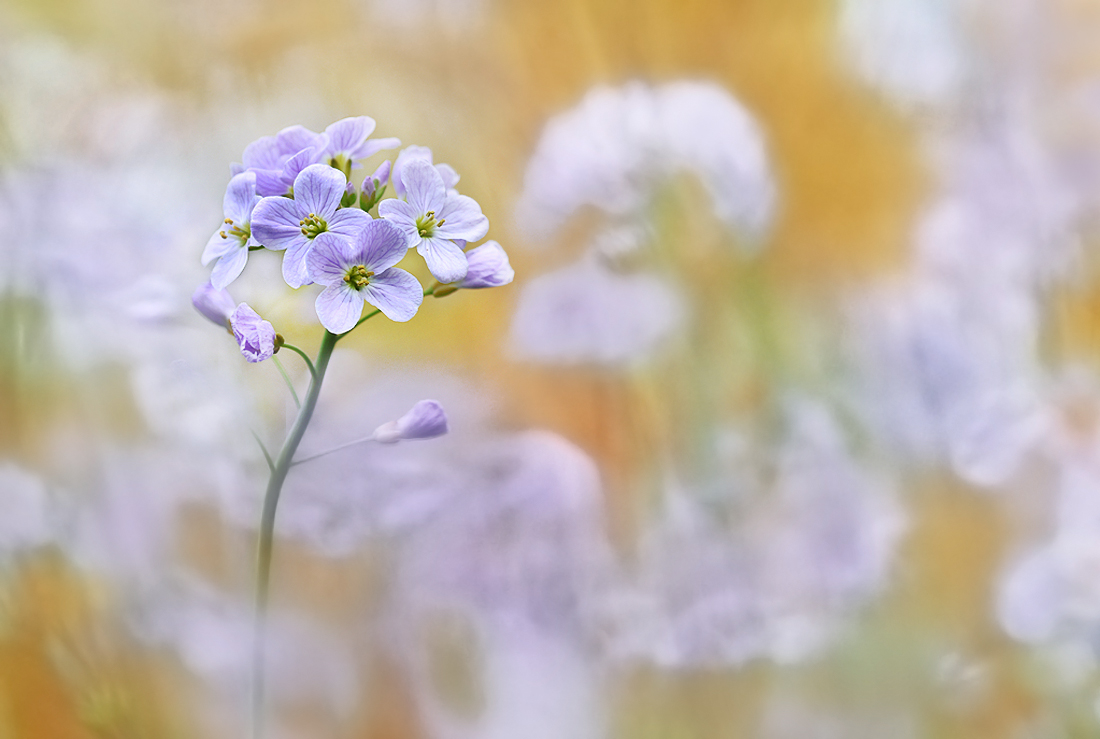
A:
[4, 0, 1100, 737]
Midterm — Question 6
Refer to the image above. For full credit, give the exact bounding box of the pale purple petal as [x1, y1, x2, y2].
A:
[356, 136, 401, 160]
[360, 268, 423, 322]
[224, 171, 259, 222]
[391, 145, 434, 198]
[377, 198, 420, 245]
[459, 241, 513, 289]
[253, 168, 290, 197]
[242, 136, 282, 170]
[251, 196, 305, 252]
[324, 116, 376, 158]
[282, 147, 325, 184]
[307, 232, 357, 285]
[202, 229, 234, 265]
[402, 159, 446, 214]
[435, 163, 460, 191]
[210, 245, 249, 290]
[417, 236, 468, 283]
[231, 303, 277, 362]
[315, 283, 365, 334]
[191, 283, 235, 327]
[293, 164, 346, 219]
[373, 400, 448, 442]
[435, 193, 489, 241]
[356, 219, 409, 273]
[276, 125, 326, 156]
[327, 207, 372, 239]
[282, 238, 315, 289]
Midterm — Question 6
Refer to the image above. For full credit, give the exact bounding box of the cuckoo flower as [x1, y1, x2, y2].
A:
[379, 158, 489, 284]
[239, 125, 329, 196]
[191, 282, 236, 328]
[372, 400, 449, 443]
[251, 164, 371, 289]
[201, 172, 261, 289]
[456, 241, 513, 288]
[230, 303, 279, 363]
[391, 145, 459, 197]
[323, 116, 400, 173]
[307, 220, 423, 333]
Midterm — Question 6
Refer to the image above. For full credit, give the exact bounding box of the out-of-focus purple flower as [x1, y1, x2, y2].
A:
[0, 464, 53, 555]
[200, 172, 261, 289]
[391, 145, 459, 197]
[372, 400, 449, 443]
[510, 254, 683, 366]
[306, 220, 422, 332]
[191, 282, 235, 328]
[251, 164, 371, 288]
[240, 125, 329, 197]
[457, 240, 513, 289]
[379, 158, 488, 283]
[230, 303, 277, 363]
[323, 116, 400, 170]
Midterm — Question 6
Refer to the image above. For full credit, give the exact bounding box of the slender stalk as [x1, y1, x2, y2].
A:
[291, 434, 376, 466]
[271, 356, 300, 409]
[250, 430, 275, 473]
[250, 330, 338, 739]
[279, 343, 316, 380]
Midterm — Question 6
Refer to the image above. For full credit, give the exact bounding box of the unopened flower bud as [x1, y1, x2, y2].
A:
[340, 181, 358, 208]
[230, 303, 277, 363]
[456, 241, 513, 289]
[372, 400, 449, 443]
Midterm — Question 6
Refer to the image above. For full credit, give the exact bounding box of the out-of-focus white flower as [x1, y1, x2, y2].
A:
[837, 0, 968, 108]
[515, 80, 776, 244]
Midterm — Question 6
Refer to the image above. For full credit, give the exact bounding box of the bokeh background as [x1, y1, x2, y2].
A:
[4, 0, 1100, 736]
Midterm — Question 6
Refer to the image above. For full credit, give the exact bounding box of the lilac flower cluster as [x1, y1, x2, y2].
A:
[193, 116, 513, 357]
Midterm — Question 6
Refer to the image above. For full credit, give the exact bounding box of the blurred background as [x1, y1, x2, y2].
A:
[4, 0, 1100, 736]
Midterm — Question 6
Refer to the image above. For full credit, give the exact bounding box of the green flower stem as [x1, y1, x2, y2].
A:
[279, 342, 316, 380]
[271, 355, 301, 409]
[251, 330, 338, 739]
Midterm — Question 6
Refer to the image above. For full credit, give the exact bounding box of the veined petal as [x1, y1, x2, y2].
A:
[294, 164, 346, 219]
[357, 219, 409, 273]
[392, 145, 433, 198]
[253, 168, 290, 198]
[402, 159, 446, 214]
[324, 116, 376, 157]
[192, 282, 235, 326]
[277, 125, 326, 156]
[242, 135, 282, 170]
[251, 196, 304, 251]
[327, 207, 372, 239]
[361, 268, 423, 322]
[315, 283, 364, 334]
[281, 146, 325, 184]
[202, 228, 234, 265]
[377, 198, 420, 245]
[417, 236, 468, 284]
[308, 232, 357, 285]
[224, 171, 259, 222]
[282, 236, 315, 289]
[459, 240, 514, 289]
[435, 193, 489, 242]
[210, 244, 249, 290]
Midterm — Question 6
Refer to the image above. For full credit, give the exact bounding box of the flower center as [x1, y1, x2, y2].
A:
[299, 212, 328, 239]
[415, 210, 446, 238]
[342, 264, 375, 290]
[218, 218, 252, 244]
